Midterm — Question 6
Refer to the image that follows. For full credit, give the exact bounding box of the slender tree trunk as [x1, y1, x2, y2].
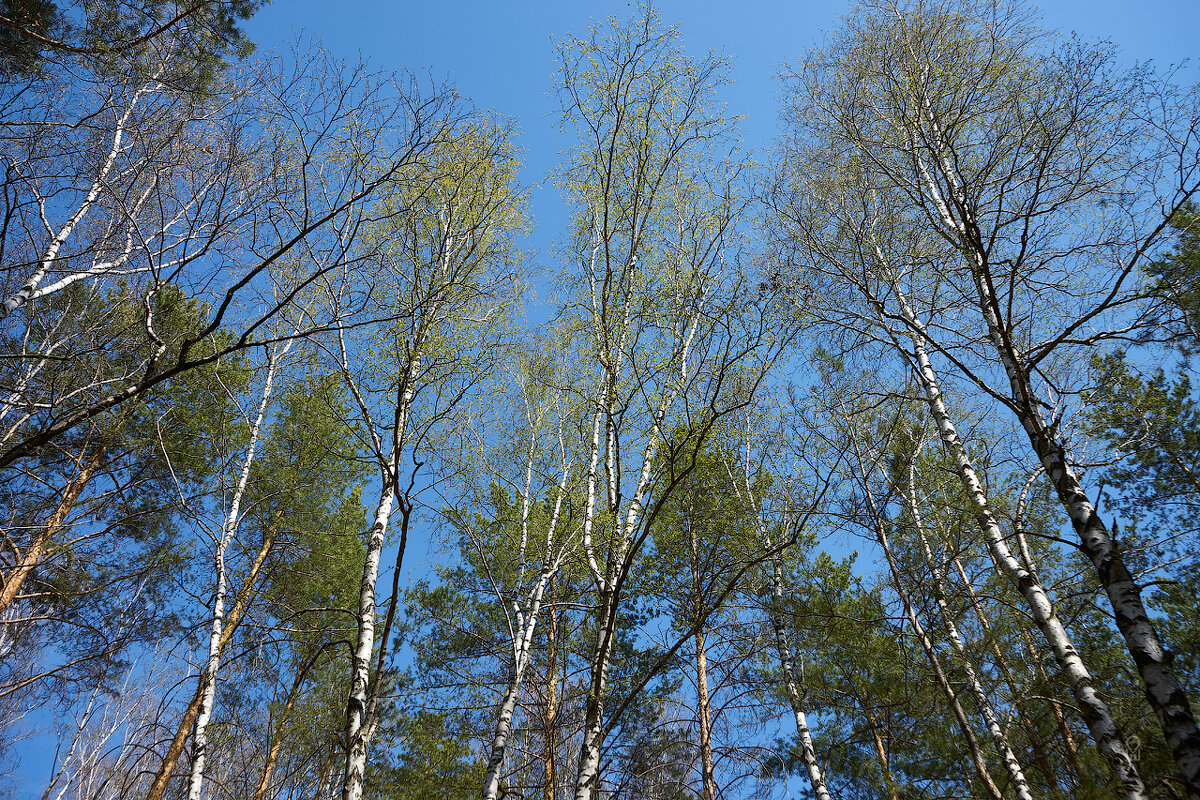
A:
[841, 416, 1003, 800]
[870, 504, 1005, 800]
[186, 353, 279, 800]
[253, 656, 314, 800]
[905, 476, 1036, 800]
[851, 684, 900, 800]
[0, 441, 107, 615]
[542, 594, 559, 800]
[694, 626, 717, 800]
[574, 585, 618, 800]
[684, 518, 719, 800]
[952, 557, 1067, 795]
[145, 529, 276, 800]
[482, 566, 558, 800]
[914, 140, 1200, 797]
[339, 334, 427, 800]
[481, 646, 526, 800]
[1016, 622, 1088, 789]
[340, 484, 396, 800]
[767, 555, 833, 800]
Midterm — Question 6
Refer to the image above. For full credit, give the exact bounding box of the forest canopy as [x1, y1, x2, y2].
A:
[0, 2, 1198, 800]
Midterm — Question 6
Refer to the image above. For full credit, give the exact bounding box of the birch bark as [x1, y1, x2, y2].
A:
[905, 68, 1200, 796]
[340, 483, 396, 800]
[951, 555, 1070, 794]
[850, 445, 1004, 800]
[184, 347, 282, 800]
[334, 117, 521, 798]
[767, 554, 833, 800]
[144, 527, 276, 800]
[903, 461, 1035, 800]
[481, 476, 572, 800]
[694, 626, 717, 800]
[884, 279, 1147, 798]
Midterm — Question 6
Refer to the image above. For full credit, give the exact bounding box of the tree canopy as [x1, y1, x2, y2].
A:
[2, 3, 1199, 800]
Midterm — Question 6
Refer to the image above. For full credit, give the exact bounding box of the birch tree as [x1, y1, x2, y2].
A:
[779, 3, 1200, 794]
[437, 341, 586, 800]
[0, 40, 465, 472]
[722, 406, 839, 800]
[141, 365, 365, 800]
[553, 11, 790, 798]
[768, 175, 1151, 796]
[180, 342, 283, 800]
[332, 118, 523, 800]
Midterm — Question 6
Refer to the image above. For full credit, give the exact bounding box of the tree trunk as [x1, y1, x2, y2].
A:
[843, 420, 1004, 800]
[1019, 623, 1089, 791]
[953, 557, 1068, 795]
[482, 565, 557, 800]
[145, 529, 276, 800]
[340, 484, 396, 800]
[767, 555, 833, 800]
[694, 626, 717, 800]
[573, 585, 618, 800]
[0, 440, 107, 615]
[871, 507, 1005, 800]
[1018, 397, 1200, 800]
[851, 683, 900, 800]
[905, 477, 1036, 800]
[542, 595, 559, 800]
[253, 651, 318, 800]
[186, 353, 278, 800]
[915, 139, 1200, 797]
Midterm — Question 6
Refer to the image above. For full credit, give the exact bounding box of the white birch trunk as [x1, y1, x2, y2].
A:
[481, 464, 571, 800]
[340, 334, 424, 800]
[573, 591, 616, 800]
[1023, 403, 1200, 798]
[572, 390, 613, 800]
[185, 350, 280, 800]
[481, 563, 558, 800]
[767, 555, 833, 800]
[2, 79, 160, 318]
[340, 485, 396, 800]
[857, 469, 1003, 800]
[904, 469, 1035, 800]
